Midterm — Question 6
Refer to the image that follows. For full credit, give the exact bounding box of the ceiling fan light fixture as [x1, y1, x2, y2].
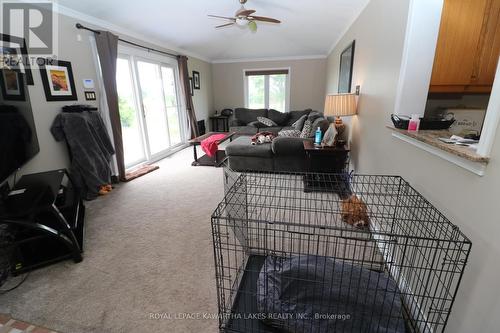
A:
[236, 18, 247, 26]
[209, 0, 280, 31]
[248, 20, 257, 32]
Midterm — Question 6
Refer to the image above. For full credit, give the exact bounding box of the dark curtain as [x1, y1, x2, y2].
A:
[178, 55, 199, 139]
[95, 30, 126, 181]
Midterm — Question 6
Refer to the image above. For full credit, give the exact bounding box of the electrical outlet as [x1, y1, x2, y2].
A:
[85, 91, 97, 101]
[355, 85, 361, 95]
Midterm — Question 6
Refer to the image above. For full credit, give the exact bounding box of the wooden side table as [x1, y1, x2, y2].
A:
[303, 141, 350, 193]
[209, 115, 230, 132]
[189, 132, 235, 167]
[303, 141, 350, 173]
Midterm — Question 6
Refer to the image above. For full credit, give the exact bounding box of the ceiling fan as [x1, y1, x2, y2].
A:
[208, 0, 281, 32]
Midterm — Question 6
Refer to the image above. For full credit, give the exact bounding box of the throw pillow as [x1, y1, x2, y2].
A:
[268, 109, 289, 125]
[310, 118, 328, 138]
[257, 116, 278, 127]
[308, 111, 322, 122]
[247, 120, 262, 127]
[278, 129, 302, 138]
[300, 119, 313, 138]
[292, 114, 308, 131]
[321, 125, 336, 146]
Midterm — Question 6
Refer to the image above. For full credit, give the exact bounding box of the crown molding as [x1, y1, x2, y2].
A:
[212, 54, 327, 64]
[54, 3, 212, 63]
[327, 0, 371, 57]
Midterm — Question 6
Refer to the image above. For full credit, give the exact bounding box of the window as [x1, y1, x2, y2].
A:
[244, 69, 290, 112]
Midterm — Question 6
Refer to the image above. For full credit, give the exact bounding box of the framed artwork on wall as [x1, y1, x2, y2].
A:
[189, 77, 194, 96]
[0, 68, 25, 101]
[192, 71, 200, 89]
[0, 33, 34, 85]
[39, 59, 78, 101]
[338, 40, 355, 93]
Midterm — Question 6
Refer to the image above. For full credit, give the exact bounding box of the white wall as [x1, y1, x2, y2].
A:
[16, 13, 213, 179]
[326, 0, 500, 331]
[212, 58, 327, 112]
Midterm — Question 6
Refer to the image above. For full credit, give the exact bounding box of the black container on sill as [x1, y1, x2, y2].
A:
[391, 114, 455, 130]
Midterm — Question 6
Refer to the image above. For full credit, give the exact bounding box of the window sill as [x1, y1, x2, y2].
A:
[387, 127, 489, 176]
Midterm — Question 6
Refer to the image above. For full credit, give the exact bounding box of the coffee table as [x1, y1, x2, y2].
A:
[189, 132, 235, 167]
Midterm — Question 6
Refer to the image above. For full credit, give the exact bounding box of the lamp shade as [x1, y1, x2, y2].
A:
[324, 93, 358, 117]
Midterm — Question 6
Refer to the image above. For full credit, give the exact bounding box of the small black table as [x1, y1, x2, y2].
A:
[209, 115, 230, 132]
[303, 141, 350, 193]
[0, 169, 85, 274]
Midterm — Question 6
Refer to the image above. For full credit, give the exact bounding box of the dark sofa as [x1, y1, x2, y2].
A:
[226, 136, 312, 172]
[226, 109, 332, 172]
[229, 108, 327, 137]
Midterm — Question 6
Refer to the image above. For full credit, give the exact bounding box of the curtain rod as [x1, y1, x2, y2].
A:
[75, 23, 181, 59]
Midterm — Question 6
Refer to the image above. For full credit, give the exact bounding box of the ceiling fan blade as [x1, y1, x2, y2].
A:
[215, 23, 235, 29]
[236, 9, 256, 17]
[208, 14, 236, 21]
[249, 15, 281, 24]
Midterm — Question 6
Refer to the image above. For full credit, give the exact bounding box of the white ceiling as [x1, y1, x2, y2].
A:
[58, 0, 369, 62]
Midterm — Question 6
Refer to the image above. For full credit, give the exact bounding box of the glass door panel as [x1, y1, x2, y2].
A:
[161, 66, 182, 145]
[136, 60, 170, 156]
[116, 57, 147, 167]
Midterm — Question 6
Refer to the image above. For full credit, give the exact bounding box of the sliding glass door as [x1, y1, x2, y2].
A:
[116, 50, 185, 169]
[116, 57, 147, 167]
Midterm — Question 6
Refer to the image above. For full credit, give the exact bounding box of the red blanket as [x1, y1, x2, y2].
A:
[201, 134, 227, 157]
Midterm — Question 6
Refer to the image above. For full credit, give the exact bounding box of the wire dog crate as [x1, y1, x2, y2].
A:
[212, 169, 471, 333]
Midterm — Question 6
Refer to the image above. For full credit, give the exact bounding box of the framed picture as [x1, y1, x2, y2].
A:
[189, 77, 194, 96]
[0, 68, 25, 101]
[39, 59, 78, 101]
[192, 71, 200, 90]
[0, 33, 34, 85]
[338, 40, 355, 93]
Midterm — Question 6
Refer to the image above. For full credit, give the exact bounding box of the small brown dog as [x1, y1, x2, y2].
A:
[341, 195, 370, 229]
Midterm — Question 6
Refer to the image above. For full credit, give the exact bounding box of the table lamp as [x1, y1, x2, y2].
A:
[324, 93, 358, 146]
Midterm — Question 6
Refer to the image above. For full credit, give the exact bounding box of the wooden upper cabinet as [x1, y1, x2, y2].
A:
[430, 0, 500, 93]
[472, 0, 500, 85]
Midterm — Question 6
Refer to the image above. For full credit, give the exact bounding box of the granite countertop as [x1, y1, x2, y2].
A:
[387, 126, 489, 163]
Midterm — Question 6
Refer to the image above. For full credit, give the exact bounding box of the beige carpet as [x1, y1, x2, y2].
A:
[0, 147, 224, 333]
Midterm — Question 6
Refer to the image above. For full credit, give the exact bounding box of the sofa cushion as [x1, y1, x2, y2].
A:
[278, 129, 302, 137]
[308, 111, 323, 122]
[226, 136, 273, 158]
[260, 126, 283, 135]
[229, 126, 259, 136]
[272, 137, 309, 156]
[291, 114, 308, 131]
[257, 116, 278, 127]
[248, 120, 267, 128]
[311, 117, 330, 136]
[300, 119, 314, 138]
[268, 109, 289, 125]
[286, 109, 312, 126]
[234, 108, 268, 125]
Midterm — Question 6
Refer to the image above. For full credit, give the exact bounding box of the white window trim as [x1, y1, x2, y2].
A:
[393, 0, 500, 175]
[243, 67, 291, 112]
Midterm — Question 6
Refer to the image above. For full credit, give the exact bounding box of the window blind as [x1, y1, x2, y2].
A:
[245, 69, 289, 76]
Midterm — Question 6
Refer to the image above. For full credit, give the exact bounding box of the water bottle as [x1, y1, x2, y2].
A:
[314, 127, 322, 146]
